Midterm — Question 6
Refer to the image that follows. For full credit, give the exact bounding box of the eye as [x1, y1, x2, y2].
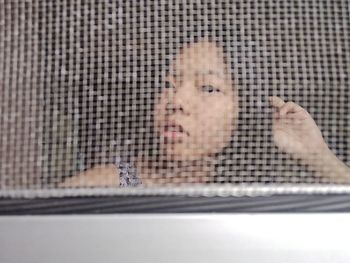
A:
[200, 85, 221, 93]
[164, 81, 175, 89]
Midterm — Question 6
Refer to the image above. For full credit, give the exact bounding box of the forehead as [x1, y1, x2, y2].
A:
[169, 41, 230, 74]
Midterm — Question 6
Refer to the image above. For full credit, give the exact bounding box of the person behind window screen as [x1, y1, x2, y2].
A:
[61, 39, 349, 187]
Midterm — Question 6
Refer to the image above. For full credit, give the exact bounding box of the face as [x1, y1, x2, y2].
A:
[154, 41, 239, 161]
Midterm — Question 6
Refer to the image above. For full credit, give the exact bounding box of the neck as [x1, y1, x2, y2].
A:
[136, 154, 217, 186]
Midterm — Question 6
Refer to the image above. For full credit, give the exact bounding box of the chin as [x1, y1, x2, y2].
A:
[161, 146, 204, 162]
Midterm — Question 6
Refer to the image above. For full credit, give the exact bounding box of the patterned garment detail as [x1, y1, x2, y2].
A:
[115, 156, 142, 187]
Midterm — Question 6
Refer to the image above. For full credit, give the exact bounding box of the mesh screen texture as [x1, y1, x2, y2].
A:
[0, 0, 349, 197]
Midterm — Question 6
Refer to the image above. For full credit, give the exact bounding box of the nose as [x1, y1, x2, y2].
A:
[165, 82, 192, 116]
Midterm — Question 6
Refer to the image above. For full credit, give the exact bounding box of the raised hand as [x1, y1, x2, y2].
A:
[268, 96, 350, 181]
[268, 96, 328, 158]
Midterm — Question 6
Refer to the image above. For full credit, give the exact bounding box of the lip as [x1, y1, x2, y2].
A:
[161, 120, 189, 142]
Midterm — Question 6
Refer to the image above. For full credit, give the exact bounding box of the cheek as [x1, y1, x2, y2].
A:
[153, 94, 168, 128]
[193, 101, 234, 144]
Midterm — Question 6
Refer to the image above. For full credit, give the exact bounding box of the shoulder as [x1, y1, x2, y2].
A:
[60, 164, 120, 188]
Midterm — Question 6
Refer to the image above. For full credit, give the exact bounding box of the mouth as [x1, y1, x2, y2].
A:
[162, 121, 189, 142]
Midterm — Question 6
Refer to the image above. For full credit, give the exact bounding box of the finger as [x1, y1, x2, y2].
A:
[274, 116, 305, 126]
[268, 96, 285, 109]
[285, 112, 309, 120]
[279, 101, 304, 117]
[272, 111, 279, 119]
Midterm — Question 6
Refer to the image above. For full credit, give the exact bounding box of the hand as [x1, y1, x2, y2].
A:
[268, 96, 329, 159]
[269, 96, 350, 180]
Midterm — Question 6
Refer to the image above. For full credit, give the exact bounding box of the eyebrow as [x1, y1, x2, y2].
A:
[194, 70, 224, 78]
[168, 69, 224, 78]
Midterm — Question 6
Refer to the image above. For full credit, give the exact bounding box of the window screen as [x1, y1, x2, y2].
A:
[0, 0, 349, 198]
